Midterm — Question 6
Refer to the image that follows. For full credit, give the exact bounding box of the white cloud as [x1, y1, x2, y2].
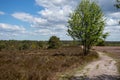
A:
[0, 23, 39, 40]
[105, 25, 120, 41]
[108, 12, 120, 19]
[36, 0, 79, 22]
[35, 0, 79, 9]
[35, 29, 55, 35]
[0, 23, 27, 39]
[38, 5, 73, 22]
[105, 25, 120, 33]
[105, 12, 120, 35]
[0, 11, 5, 15]
[12, 12, 47, 27]
[106, 18, 119, 26]
[0, 23, 25, 32]
[106, 12, 120, 25]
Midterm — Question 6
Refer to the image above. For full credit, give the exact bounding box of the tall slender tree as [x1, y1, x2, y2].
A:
[67, 0, 107, 56]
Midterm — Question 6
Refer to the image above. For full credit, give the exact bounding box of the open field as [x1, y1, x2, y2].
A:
[0, 46, 98, 80]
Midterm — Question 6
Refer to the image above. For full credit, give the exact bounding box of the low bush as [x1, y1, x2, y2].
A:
[48, 36, 61, 49]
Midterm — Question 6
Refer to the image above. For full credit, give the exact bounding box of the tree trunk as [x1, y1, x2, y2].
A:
[83, 46, 87, 56]
[83, 45, 89, 56]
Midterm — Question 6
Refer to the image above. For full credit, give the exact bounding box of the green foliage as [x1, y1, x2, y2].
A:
[96, 38, 105, 46]
[48, 36, 61, 49]
[67, 0, 107, 55]
[96, 32, 109, 46]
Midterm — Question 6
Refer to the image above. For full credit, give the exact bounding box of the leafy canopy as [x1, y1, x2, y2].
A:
[67, 0, 107, 55]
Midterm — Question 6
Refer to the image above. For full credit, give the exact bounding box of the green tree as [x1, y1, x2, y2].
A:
[48, 36, 61, 49]
[67, 0, 107, 56]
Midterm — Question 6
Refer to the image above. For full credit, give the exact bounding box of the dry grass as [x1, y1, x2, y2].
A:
[0, 46, 98, 80]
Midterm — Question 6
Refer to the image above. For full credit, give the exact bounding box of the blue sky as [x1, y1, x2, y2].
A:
[0, 0, 120, 41]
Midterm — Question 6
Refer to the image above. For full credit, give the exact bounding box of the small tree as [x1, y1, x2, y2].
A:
[67, 0, 107, 56]
[48, 36, 61, 49]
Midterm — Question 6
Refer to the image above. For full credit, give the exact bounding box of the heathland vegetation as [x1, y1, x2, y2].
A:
[0, 40, 120, 80]
[0, 39, 99, 80]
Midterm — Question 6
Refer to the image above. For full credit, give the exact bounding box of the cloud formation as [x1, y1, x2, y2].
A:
[12, 12, 47, 27]
[0, 23, 25, 32]
[35, 0, 79, 38]
[0, 23, 26, 39]
[35, 0, 120, 40]
[11, 0, 80, 39]
[10, 0, 120, 40]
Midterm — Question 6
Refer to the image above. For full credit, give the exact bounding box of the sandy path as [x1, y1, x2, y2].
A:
[74, 52, 119, 78]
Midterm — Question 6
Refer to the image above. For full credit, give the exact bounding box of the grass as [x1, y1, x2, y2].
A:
[0, 46, 99, 80]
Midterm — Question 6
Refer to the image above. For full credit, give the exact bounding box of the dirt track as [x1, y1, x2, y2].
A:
[70, 47, 120, 80]
[74, 52, 118, 77]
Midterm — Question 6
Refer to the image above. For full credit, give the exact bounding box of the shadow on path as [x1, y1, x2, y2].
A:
[70, 75, 120, 80]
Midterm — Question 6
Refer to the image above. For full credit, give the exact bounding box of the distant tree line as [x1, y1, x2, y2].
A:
[0, 40, 47, 51]
[0, 35, 108, 52]
[0, 36, 62, 51]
